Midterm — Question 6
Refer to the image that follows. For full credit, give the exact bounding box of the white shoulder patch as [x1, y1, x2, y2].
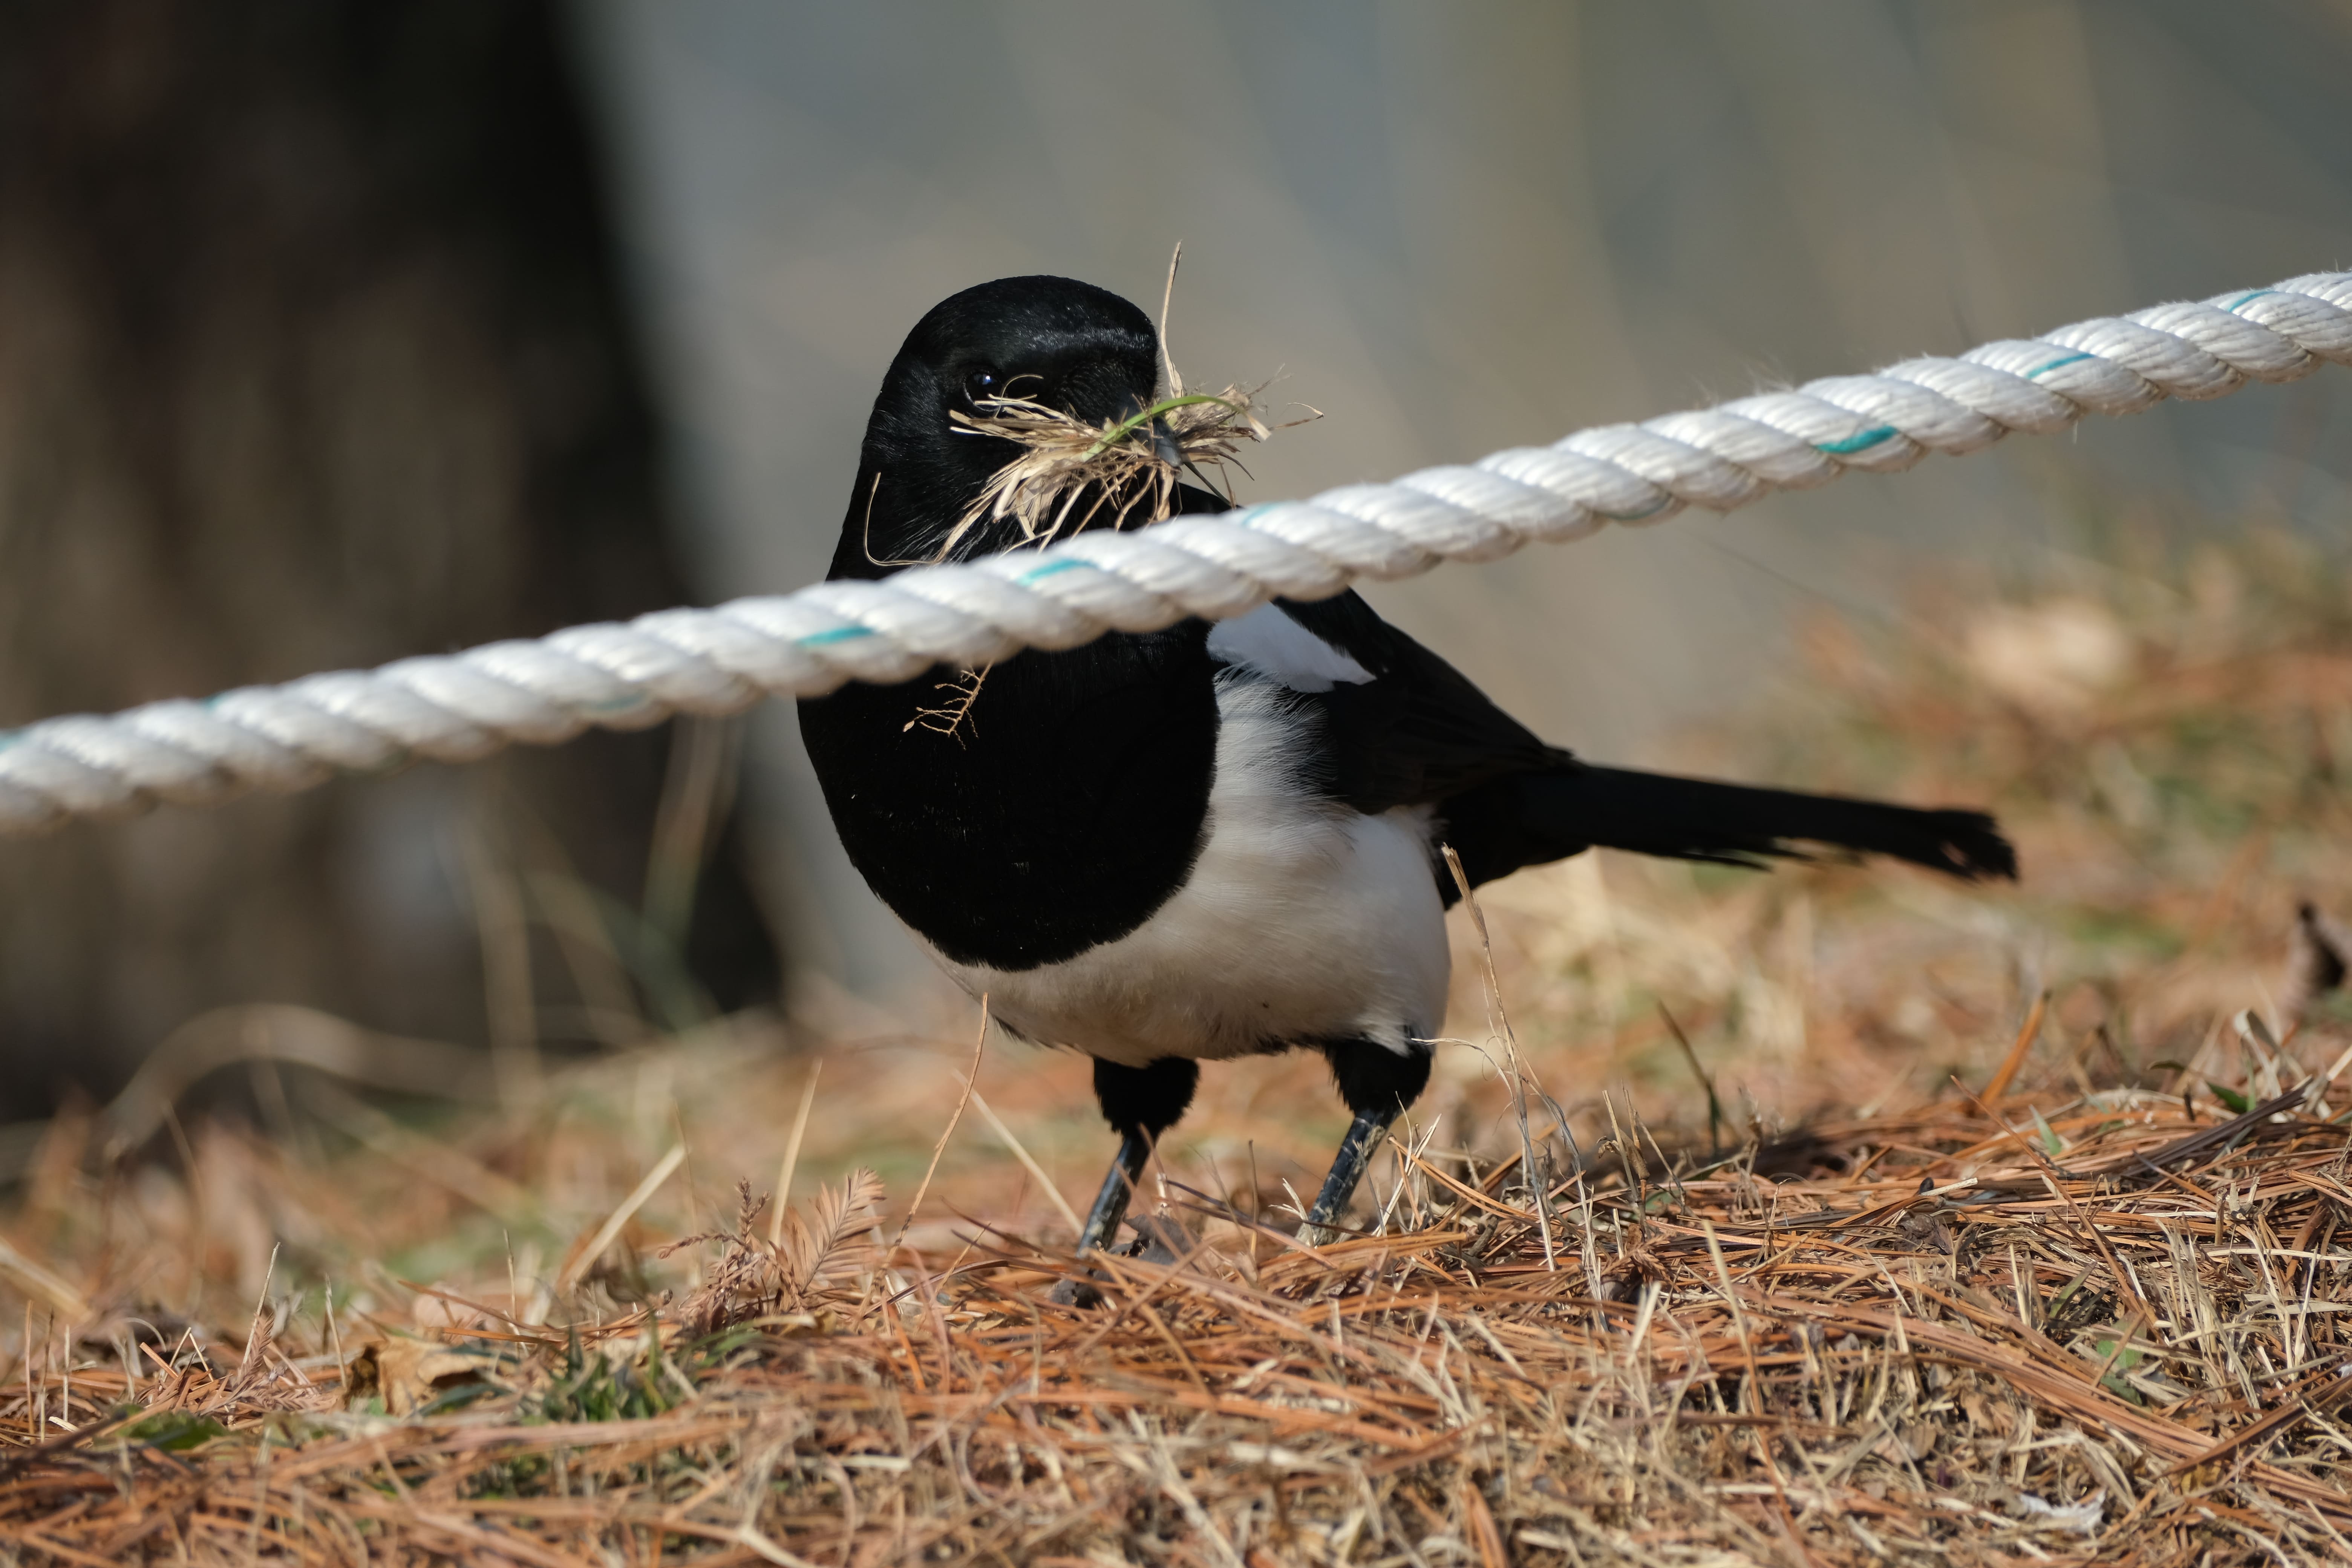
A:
[1205, 604, 1374, 692]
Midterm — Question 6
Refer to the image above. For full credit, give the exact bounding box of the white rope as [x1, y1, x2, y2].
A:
[6, 271, 2350, 834]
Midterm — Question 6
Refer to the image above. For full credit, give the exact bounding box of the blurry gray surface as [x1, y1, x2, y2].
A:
[575, 0, 2352, 1001]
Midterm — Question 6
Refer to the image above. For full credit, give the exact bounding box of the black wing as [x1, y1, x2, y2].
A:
[1174, 485, 2016, 893]
[1168, 481, 1565, 815]
[1270, 591, 1567, 814]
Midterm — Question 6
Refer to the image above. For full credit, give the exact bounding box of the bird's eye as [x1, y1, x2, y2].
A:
[963, 368, 1000, 403]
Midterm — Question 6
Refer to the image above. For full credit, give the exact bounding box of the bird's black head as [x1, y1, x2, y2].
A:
[832, 275, 1164, 580]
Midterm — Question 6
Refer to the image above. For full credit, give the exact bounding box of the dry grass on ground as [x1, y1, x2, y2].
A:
[3, 528, 2352, 1565]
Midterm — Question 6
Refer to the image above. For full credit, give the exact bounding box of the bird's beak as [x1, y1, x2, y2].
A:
[1150, 417, 1184, 471]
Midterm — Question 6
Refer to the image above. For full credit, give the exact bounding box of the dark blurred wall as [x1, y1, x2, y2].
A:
[0, 1, 779, 1118]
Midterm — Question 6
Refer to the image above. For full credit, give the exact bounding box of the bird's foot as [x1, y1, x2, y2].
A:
[1047, 1274, 1108, 1309]
[1047, 1208, 1207, 1306]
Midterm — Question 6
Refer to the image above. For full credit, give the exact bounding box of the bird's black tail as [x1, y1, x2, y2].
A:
[1443, 763, 2016, 890]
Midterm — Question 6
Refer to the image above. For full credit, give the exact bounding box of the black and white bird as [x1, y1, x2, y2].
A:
[799, 276, 2015, 1258]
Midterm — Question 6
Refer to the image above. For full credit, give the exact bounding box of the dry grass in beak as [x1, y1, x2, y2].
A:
[941, 379, 1312, 559]
[916, 369, 1308, 738]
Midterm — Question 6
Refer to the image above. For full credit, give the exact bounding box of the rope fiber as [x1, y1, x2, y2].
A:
[6, 271, 2350, 834]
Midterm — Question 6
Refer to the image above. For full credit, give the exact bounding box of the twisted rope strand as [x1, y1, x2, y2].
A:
[6, 271, 2350, 833]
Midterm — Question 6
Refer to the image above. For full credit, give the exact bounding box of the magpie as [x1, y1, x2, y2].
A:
[799, 276, 2015, 1258]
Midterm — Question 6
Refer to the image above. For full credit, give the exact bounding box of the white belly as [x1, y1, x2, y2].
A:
[928, 678, 1451, 1067]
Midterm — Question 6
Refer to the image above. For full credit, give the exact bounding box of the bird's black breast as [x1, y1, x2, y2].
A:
[796, 624, 1219, 971]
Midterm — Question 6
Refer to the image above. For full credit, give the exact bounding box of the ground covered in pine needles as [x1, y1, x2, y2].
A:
[3, 527, 2352, 1565]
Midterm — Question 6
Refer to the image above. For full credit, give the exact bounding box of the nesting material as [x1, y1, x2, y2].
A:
[940, 380, 1303, 560]
[911, 370, 1303, 735]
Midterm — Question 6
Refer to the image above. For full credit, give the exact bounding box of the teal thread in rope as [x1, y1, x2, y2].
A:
[1815, 425, 1897, 456]
[797, 625, 874, 647]
[1015, 558, 1089, 584]
[2226, 289, 2278, 312]
[2025, 351, 2092, 380]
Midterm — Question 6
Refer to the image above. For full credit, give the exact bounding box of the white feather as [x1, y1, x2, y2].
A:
[1206, 603, 1373, 692]
[927, 674, 1448, 1067]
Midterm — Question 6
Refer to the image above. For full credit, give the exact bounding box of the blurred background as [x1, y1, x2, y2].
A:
[2, 0, 2350, 1130]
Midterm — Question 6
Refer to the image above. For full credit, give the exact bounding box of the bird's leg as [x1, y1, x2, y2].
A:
[1301, 1038, 1434, 1246]
[1073, 1129, 1154, 1257]
[1052, 1056, 1200, 1306]
[1298, 1107, 1397, 1246]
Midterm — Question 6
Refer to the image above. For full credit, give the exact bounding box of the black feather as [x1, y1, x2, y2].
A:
[1440, 763, 2016, 894]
